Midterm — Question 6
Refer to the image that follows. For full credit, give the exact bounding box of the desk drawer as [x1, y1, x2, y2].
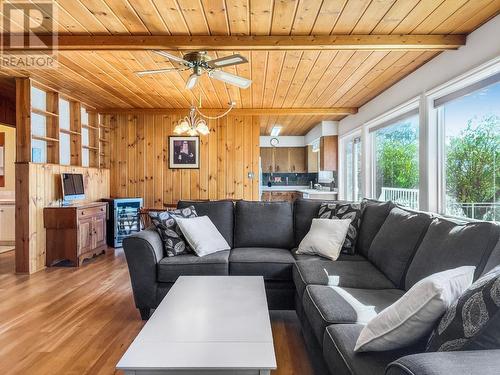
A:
[77, 205, 106, 219]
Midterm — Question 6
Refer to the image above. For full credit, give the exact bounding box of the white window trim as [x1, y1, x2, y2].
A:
[364, 98, 420, 201]
[425, 57, 500, 216]
[339, 130, 362, 200]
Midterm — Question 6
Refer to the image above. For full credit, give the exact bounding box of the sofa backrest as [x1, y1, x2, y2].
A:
[368, 206, 433, 288]
[293, 198, 337, 248]
[482, 238, 500, 276]
[234, 200, 294, 249]
[356, 199, 395, 257]
[177, 200, 235, 247]
[405, 217, 500, 290]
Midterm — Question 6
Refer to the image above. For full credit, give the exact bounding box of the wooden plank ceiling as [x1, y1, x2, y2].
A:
[1, 0, 498, 135]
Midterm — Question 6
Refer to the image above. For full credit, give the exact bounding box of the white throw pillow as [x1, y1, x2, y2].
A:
[175, 216, 230, 257]
[354, 266, 475, 352]
[296, 218, 351, 261]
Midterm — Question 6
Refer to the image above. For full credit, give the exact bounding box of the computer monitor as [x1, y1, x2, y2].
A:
[61, 173, 85, 203]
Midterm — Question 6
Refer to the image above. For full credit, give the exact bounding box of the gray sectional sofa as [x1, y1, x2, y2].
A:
[123, 198, 500, 375]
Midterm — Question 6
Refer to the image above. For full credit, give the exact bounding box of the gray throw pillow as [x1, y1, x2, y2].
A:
[426, 265, 500, 352]
[149, 206, 197, 257]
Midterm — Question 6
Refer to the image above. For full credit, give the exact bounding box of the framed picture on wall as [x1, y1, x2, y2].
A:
[169, 136, 200, 169]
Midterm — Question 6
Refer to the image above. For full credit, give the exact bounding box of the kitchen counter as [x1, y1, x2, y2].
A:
[261, 186, 309, 192]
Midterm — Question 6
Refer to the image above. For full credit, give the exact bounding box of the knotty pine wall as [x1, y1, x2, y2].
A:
[105, 113, 261, 207]
[15, 164, 109, 274]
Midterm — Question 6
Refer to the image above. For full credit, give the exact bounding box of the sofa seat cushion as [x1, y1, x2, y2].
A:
[323, 324, 421, 375]
[303, 285, 404, 345]
[229, 247, 295, 281]
[292, 248, 367, 262]
[157, 250, 229, 283]
[293, 259, 395, 299]
[234, 201, 294, 249]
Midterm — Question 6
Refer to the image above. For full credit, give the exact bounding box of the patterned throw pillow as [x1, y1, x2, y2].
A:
[335, 203, 362, 254]
[426, 265, 500, 352]
[318, 203, 336, 219]
[149, 206, 197, 257]
[317, 202, 361, 254]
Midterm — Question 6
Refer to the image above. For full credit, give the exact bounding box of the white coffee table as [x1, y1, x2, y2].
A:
[117, 276, 277, 374]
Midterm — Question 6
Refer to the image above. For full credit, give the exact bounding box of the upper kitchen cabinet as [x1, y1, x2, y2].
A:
[259, 147, 307, 173]
[288, 147, 306, 173]
[320, 136, 338, 171]
[273, 148, 290, 172]
[260, 147, 274, 173]
[306, 145, 319, 173]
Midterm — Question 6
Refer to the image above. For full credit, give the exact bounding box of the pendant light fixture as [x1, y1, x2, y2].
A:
[173, 95, 236, 136]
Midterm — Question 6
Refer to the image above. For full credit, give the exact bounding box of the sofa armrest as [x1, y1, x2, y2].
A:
[386, 350, 500, 375]
[122, 227, 164, 310]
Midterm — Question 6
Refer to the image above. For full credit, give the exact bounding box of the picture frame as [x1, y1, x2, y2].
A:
[0, 132, 4, 187]
[169, 136, 200, 169]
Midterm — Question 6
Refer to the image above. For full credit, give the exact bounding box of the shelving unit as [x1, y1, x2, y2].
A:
[24, 81, 110, 169]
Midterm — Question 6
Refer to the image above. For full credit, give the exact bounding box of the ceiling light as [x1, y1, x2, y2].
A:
[185, 73, 199, 90]
[270, 126, 282, 137]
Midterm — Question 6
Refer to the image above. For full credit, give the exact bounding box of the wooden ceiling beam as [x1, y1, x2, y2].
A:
[1, 34, 466, 51]
[98, 107, 358, 116]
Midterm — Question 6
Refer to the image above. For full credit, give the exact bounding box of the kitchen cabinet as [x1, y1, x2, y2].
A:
[261, 191, 301, 202]
[44, 202, 108, 267]
[307, 145, 319, 173]
[260, 147, 308, 173]
[0, 203, 15, 245]
[260, 147, 274, 173]
[288, 147, 307, 173]
[273, 148, 290, 172]
[320, 136, 338, 171]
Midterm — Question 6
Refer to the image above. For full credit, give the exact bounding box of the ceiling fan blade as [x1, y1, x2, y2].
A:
[207, 54, 248, 68]
[153, 50, 191, 66]
[209, 70, 252, 89]
[185, 73, 199, 90]
[135, 68, 179, 76]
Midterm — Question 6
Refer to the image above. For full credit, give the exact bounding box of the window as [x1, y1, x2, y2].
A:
[81, 106, 89, 167]
[437, 79, 500, 222]
[345, 136, 362, 201]
[371, 111, 419, 209]
[59, 98, 71, 165]
[31, 86, 47, 163]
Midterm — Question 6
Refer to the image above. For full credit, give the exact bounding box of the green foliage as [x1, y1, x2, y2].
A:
[446, 115, 500, 204]
[375, 122, 419, 190]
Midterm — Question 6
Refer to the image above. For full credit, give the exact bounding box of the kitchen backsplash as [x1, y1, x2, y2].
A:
[262, 173, 318, 186]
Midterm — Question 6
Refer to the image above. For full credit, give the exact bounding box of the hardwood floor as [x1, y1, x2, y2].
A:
[0, 249, 314, 375]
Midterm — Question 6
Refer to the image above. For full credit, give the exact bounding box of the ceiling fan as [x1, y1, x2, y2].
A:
[135, 51, 252, 90]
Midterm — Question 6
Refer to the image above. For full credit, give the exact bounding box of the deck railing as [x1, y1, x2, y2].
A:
[378, 187, 499, 221]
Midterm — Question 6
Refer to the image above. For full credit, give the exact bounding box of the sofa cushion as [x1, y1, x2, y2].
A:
[234, 201, 294, 249]
[483, 239, 500, 276]
[293, 260, 395, 299]
[356, 199, 395, 257]
[368, 206, 432, 288]
[177, 200, 234, 247]
[293, 198, 337, 247]
[292, 248, 366, 262]
[405, 217, 500, 289]
[229, 247, 295, 281]
[303, 285, 404, 345]
[157, 250, 229, 283]
[323, 324, 422, 375]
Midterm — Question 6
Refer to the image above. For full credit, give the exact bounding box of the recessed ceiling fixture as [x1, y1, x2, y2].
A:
[136, 51, 252, 90]
[270, 126, 282, 137]
[174, 100, 236, 136]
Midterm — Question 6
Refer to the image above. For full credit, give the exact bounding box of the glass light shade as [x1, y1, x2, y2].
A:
[173, 124, 184, 134]
[187, 128, 198, 136]
[196, 121, 210, 135]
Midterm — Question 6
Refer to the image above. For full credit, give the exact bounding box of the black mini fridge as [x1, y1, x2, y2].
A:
[102, 198, 143, 248]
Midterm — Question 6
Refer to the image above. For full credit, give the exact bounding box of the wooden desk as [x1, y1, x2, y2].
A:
[44, 202, 108, 266]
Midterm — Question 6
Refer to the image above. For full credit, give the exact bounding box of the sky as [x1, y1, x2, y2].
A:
[444, 81, 500, 138]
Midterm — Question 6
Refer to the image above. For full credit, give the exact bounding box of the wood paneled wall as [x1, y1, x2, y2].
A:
[106, 113, 261, 207]
[15, 164, 110, 274]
